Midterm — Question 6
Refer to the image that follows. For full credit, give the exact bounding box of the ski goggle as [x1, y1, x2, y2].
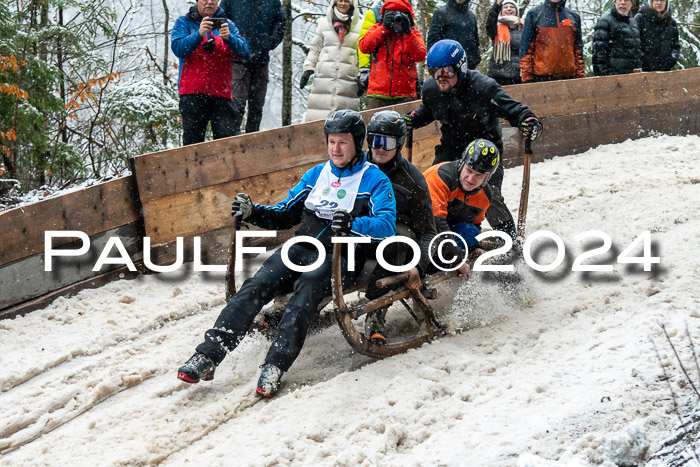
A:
[430, 66, 456, 80]
[368, 134, 399, 151]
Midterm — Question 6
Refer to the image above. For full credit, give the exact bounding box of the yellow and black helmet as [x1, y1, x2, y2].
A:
[458, 139, 500, 184]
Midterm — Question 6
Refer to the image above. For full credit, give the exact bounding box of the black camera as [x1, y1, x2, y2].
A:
[209, 17, 226, 29]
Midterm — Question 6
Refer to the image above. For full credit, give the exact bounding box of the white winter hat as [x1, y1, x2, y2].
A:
[501, 0, 519, 9]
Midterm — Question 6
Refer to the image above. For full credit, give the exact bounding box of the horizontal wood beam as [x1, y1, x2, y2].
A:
[0, 177, 141, 267]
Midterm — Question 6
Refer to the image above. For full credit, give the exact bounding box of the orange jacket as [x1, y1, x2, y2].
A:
[519, 0, 585, 82]
[358, 0, 426, 98]
[423, 162, 491, 233]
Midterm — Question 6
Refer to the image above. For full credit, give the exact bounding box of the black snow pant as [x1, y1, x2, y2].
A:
[179, 94, 240, 146]
[231, 62, 269, 134]
[433, 144, 516, 238]
[365, 224, 417, 300]
[196, 243, 352, 372]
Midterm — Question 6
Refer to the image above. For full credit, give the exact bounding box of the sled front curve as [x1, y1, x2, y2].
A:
[331, 243, 452, 359]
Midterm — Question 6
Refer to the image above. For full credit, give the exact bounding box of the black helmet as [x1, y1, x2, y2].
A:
[367, 110, 407, 148]
[459, 139, 500, 187]
[324, 109, 366, 154]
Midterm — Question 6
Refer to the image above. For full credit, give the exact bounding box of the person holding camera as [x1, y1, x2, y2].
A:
[358, 0, 426, 110]
[171, 0, 249, 146]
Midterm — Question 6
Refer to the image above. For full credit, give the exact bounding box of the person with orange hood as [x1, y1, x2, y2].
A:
[358, 0, 426, 110]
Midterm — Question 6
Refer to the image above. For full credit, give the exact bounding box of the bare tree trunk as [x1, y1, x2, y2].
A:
[162, 0, 170, 86]
[414, 0, 432, 80]
[281, 0, 292, 126]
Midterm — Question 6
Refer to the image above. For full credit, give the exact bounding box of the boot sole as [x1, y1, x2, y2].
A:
[177, 372, 214, 384]
[256, 387, 275, 398]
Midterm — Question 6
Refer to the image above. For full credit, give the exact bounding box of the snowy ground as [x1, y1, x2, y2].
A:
[1, 135, 700, 466]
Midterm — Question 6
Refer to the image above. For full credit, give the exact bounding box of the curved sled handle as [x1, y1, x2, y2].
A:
[225, 216, 243, 301]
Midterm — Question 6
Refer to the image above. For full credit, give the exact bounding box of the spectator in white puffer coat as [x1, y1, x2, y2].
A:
[300, 0, 362, 121]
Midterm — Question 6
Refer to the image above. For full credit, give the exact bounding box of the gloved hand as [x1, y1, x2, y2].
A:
[381, 10, 398, 29]
[231, 193, 253, 220]
[393, 11, 412, 34]
[519, 116, 543, 141]
[357, 67, 370, 96]
[331, 210, 353, 236]
[402, 111, 417, 129]
[299, 70, 314, 89]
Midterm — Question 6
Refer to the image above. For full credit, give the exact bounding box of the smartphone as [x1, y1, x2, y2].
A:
[209, 18, 226, 29]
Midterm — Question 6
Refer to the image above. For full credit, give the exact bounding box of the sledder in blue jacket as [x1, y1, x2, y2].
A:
[178, 110, 395, 399]
[250, 152, 396, 250]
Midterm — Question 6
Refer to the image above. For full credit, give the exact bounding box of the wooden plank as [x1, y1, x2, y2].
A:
[141, 162, 316, 244]
[0, 177, 140, 267]
[132, 121, 329, 203]
[506, 68, 700, 118]
[0, 222, 144, 310]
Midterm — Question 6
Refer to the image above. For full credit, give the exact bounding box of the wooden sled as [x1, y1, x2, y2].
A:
[229, 227, 497, 360]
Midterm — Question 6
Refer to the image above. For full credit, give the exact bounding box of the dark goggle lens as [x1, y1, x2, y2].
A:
[368, 134, 398, 151]
[430, 66, 456, 79]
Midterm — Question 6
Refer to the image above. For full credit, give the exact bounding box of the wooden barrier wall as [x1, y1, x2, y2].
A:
[1, 68, 699, 317]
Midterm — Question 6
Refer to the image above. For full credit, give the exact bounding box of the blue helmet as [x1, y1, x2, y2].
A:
[426, 39, 469, 79]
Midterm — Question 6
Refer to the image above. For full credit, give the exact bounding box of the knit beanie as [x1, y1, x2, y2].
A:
[501, 0, 518, 9]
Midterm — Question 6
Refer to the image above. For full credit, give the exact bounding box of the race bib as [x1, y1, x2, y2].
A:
[305, 161, 370, 220]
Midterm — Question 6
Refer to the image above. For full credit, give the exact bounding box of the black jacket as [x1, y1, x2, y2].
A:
[592, 7, 642, 76]
[426, 0, 481, 69]
[412, 70, 534, 155]
[485, 1, 523, 81]
[372, 152, 437, 275]
[634, 5, 679, 71]
[220, 0, 286, 64]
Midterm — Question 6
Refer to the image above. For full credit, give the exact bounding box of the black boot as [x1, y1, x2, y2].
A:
[177, 352, 216, 384]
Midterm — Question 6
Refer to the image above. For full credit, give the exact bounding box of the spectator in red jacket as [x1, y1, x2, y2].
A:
[172, 0, 249, 146]
[358, 0, 426, 110]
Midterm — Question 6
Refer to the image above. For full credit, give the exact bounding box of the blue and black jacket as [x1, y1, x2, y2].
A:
[247, 153, 397, 252]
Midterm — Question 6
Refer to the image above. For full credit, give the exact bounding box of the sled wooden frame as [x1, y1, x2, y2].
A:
[331, 243, 457, 359]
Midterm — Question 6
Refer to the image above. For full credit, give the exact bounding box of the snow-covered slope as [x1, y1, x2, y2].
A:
[1, 135, 699, 466]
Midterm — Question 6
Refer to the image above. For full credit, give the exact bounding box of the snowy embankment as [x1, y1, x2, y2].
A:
[1, 135, 699, 466]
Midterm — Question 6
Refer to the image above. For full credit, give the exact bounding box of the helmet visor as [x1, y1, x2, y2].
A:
[429, 66, 456, 80]
[368, 134, 398, 151]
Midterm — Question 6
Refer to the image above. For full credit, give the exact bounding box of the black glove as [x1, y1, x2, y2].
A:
[357, 67, 370, 96]
[519, 116, 543, 141]
[331, 210, 353, 236]
[299, 70, 314, 89]
[402, 111, 417, 129]
[231, 193, 253, 220]
[381, 10, 398, 29]
[393, 11, 412, 34]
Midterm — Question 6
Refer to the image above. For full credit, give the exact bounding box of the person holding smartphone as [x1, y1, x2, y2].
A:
[171, 0, 249, 145]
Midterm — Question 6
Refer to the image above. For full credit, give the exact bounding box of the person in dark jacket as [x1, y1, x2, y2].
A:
[363, 110, 438, 344]
[406, 40, 542, 240]
[486, 0, 523, 86]
[426, 0, 481, 70]
[592, 0, 642, 76]
[358, 0, 427, 109]
[519, 0, 585, 83]
[635, 0, 680, 71]
[220, 0, 286, 134]
[177, 110, 396, 398]
[171, 0, 249, 146]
